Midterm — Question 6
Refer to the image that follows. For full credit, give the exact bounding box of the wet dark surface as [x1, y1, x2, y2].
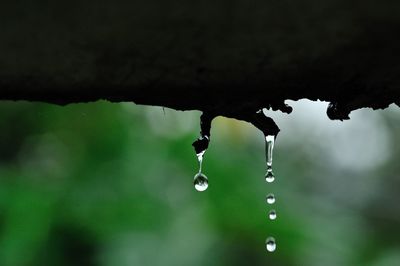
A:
[1, 0, 399, 127]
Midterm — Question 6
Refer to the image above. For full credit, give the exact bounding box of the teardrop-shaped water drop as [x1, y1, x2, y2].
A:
[194, 173, 208, 192]
[268, 210, 277, 220]
[266, 194, 275, 204]
[265, 168, 275, 183]
[265, 237, 276, 252]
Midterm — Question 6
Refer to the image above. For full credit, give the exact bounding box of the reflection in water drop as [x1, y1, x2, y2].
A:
[194, 173, 208, 192]
[266, 237, 276, 252]
[266, 194, 275, 204]
[265, 167, 275, 183]
[268, 210, 277, 220]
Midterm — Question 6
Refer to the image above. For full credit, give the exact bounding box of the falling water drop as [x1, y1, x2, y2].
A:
[265, 237, 276, 252]
[268, 210, 277, 220]
[265, 168, 275, 183]
[194, 173, 209, 192]
[266, 194, 275, 204]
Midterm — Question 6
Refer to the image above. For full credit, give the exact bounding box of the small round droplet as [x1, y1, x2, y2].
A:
[268, 210, 277, 220]
[265, 171, 275, 183]
[266, 194, 275, 204]
[194, 173, 208, 192]
[265, 237, 276, 252]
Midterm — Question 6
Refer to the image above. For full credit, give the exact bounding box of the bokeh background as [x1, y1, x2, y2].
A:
[0, 100, 399, 266]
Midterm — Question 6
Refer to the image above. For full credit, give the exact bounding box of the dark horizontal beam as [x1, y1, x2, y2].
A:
[1, 0, 399, 129]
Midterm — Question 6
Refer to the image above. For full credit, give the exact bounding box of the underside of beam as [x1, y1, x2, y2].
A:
[1, 0, 400, 132]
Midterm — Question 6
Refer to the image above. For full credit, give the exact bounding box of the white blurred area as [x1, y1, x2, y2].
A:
[263, 100, 395, 172]
[133, 99, 398, 173]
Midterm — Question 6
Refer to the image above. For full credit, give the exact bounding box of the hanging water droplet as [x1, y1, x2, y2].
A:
[264, 135, 276, 182]
[194, 173, 208, 192]
[268, 210, 277, 220]
[192, 116, 212, 192]
[265, 237, 276, 252]
[265, 135, 274, 167]
[266, 194, 275, 204]
[265, 167, 275, 183]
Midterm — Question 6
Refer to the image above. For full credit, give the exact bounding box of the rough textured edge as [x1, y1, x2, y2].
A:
[1, 0, 400, 135]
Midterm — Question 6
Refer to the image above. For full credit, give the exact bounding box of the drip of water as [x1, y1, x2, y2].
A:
[194, 172, 208, 192]
[193, 137, 209, 192]
[265, 237, 276, 252]
[268, 210, 277, 220]
[265, 135, 274, 167]
[196, 150, 205, 172]
[264, 134, 277, 252]
[266, 194, 275, 204]
[265, 168, 275, 183]
[264, 135, 275, 182]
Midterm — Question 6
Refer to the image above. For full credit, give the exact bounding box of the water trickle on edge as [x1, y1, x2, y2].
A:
[193, 136, 209, 192]
[265, 135, 275, 183]
[265, 134, 277, 252]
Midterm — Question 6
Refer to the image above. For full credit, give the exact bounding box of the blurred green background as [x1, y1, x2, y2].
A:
[0, 100, 399, 266]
